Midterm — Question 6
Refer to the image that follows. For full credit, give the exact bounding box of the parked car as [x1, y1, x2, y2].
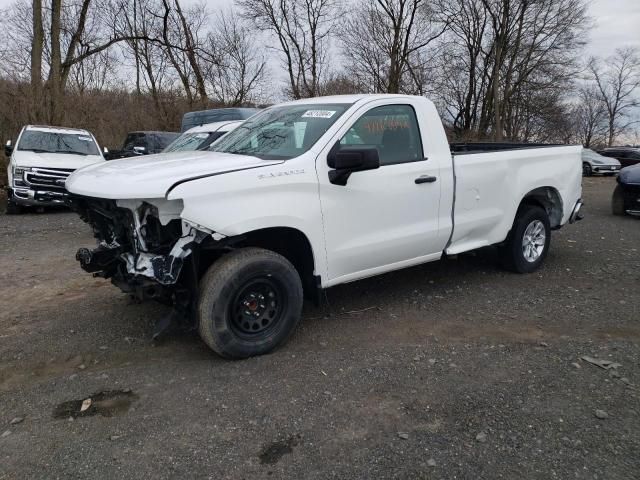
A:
[181, 107, 259, 132]
[582, 149, 620, 176]
[5, 125, 105, 214]
[66, 94, 583, 359]
[105, 131, 179, 160]
[599, 147, 640, 168]
[163, 121, 244, 153]
[612, 164, 640, 216]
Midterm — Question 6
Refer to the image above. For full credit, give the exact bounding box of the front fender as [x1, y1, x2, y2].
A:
[166, 157, 328, 279]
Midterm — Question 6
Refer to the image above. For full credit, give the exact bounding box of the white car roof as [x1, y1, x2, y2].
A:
[25, 125, 93, 136]
[184, 120, 244, 134]
[277, 93, 426, 107]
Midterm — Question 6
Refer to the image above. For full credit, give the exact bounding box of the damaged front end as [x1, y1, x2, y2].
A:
[71, 196, 210, 311]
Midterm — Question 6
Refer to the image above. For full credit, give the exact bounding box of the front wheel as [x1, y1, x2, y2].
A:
[500, 205, 551, 273]
[198, 247, 303, 359]
[582, 163, 592, 177]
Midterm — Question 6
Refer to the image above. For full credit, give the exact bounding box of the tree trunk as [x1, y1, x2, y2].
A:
[174, 0, 208, 107]
[49, 0, 63, 124]
[30, 0, 44, 121]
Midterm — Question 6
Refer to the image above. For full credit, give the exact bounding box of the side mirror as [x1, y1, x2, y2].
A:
[133, 146, 146, 154]
[4, 140, 13, 157]
[327, 145, 380, 186]
[103, 146, 109, 154]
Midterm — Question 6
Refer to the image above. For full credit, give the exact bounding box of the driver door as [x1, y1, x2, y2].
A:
[316, 99, 445, 285]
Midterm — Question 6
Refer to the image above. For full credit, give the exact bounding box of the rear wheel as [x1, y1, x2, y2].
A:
[582, 163, 592, 176]
[500, 205, 551, 273]
[198, 247, 303, 359]
[612, 185, 626, 216]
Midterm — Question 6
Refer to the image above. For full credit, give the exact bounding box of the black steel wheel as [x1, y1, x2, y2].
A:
[198, 248, 303, 359]
[230, 277, 286, 338]
[582, 163, 592, 177]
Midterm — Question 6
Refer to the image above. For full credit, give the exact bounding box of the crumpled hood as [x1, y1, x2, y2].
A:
[12, 150, 104, 170]
[66, 150, 283, 199]
[618, 163, 640, 185]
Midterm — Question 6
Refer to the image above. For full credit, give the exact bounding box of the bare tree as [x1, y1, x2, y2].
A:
[158, 0, 210, 107]
[572, 84, 607, 147]
[477, 0, 587, 140]
[68, 48, 117, 93]
[434, 0, 488, 136]
[48, 0, 62, 122]
[173, 0, 207, 106]
[119, 0, 172, 118]
[341, 0, 447, 94]
[588, 47, 640, 146]
[202, 12, 267, 105]
[433, 0, 587, 141]
[30, 0, 44, 109]
[239, 0, 338, 99]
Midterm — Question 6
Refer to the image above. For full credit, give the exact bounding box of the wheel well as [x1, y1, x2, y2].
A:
[519, 187, 563, 228]
[235, 227, 319, 302]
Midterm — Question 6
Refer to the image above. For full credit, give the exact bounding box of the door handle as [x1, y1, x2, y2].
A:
[415, 175, 437, 184]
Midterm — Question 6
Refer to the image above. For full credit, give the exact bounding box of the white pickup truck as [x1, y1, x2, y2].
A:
[5, 125, 105, 213]
[66, 94, 583, 359]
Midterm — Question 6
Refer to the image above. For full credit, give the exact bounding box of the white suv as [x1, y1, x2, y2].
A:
[5, 125, 104, 213]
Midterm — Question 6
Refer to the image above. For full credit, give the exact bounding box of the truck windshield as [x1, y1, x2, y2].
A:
[210, 104, 351, 160]
[17, 130, 99, 156]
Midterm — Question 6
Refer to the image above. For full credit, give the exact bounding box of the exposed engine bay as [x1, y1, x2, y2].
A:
[70, 196, 216, 313]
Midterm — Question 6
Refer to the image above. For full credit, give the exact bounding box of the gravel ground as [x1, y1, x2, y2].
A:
[0, 177, 638, 479]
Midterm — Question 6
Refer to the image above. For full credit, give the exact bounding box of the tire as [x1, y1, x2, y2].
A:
[582, 163, 592, 177]
[500, 205, 551, 273]
[5, 200, 23, 215]
[612, 185, 626, 216]
[197, 247, 303, 359]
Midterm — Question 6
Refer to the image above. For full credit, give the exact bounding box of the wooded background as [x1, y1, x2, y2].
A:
[0, 0, 638, 152]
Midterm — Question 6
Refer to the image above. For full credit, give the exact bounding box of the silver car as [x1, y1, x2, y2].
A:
[582, 149, 621, 176]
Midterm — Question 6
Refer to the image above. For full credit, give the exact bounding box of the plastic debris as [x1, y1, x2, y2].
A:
[80, 398, 92, 412]
[580, 356, 621, 370]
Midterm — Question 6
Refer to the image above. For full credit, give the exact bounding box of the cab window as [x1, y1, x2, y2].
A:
[340, 105, 423, 165]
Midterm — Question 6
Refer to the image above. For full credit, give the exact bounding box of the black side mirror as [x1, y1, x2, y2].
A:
[327, 144, 380, 186]
[4, 140, 13, 157]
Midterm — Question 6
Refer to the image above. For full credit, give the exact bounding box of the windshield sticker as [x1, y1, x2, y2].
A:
[78, 136, 93, 141]
[302, 110, 336, 119]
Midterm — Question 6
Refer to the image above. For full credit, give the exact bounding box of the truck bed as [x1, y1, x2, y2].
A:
[446, 145, 583, 255]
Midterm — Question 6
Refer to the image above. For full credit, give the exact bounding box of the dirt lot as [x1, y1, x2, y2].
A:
[0, 177, 638, 479]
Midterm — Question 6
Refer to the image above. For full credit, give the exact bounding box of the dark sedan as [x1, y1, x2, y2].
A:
[599, 147, 640, 168]
[612, 164, 640, 216]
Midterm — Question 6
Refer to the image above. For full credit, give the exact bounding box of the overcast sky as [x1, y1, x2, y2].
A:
[587, 0, 640, 57]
